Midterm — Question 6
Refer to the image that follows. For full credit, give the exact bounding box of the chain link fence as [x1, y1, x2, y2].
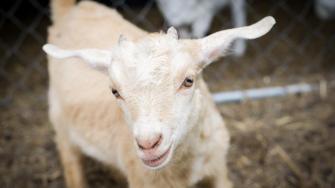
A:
[1, 0, 335, 187]
[1, 0, 335, 107]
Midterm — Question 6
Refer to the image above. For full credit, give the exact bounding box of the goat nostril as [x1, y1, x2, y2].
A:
[152, 135, 162, 148]
[138, 144, 145, 150]
[137, 134, 162, 150]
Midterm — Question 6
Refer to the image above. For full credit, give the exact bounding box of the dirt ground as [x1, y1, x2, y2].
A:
[1, 0, 335, 188]
[1, 72, 335, 188]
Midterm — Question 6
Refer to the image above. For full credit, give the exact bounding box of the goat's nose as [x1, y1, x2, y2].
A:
[136, 134, 162, 150]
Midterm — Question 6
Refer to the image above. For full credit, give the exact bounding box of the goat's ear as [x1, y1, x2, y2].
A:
[197, 16, 276, 68]
[42, 44, 112, 69]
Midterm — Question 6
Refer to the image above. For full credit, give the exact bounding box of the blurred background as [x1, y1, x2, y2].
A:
[1, 0, 335, 187]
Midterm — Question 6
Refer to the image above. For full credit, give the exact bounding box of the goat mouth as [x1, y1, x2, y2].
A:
[141, 146, 172, 168]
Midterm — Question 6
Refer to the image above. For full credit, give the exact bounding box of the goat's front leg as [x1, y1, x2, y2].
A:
[213, 165, 232, 188]
[56, 134, 86, 188]
[192, 13, 213, 38]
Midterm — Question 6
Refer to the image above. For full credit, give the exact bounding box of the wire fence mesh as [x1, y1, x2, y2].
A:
[1, 0, 335, 108]
[1, 1, 335, 188]
[1, 0, 334, 107]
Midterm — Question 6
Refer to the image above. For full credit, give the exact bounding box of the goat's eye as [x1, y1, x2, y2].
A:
[182, 77, 194, 88]
[111, 88, 121, 98]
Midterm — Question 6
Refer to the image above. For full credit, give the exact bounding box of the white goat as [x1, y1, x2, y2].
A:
[43, 0, 275, 187]
[156, 0, 247, 56]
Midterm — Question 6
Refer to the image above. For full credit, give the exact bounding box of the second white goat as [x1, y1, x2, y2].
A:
[156, 0, 247, 56]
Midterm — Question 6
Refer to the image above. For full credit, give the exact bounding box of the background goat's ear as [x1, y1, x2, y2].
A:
[197, 16, 276, 68]
[42, 44, 112, 69]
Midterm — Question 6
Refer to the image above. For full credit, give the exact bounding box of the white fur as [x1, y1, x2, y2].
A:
[69, 127, 111, 164]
